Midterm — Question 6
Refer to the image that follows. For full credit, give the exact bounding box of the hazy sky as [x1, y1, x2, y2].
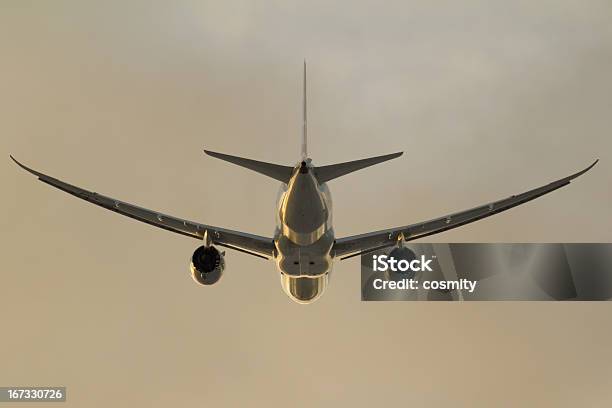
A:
[2, 1, 612, 407]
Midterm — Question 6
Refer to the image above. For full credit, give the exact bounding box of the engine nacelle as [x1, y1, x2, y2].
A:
[386, 245, 418, 280]
[190, 245, 225, 285]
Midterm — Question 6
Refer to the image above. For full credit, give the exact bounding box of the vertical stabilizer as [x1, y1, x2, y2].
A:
[301, 60, 308, 160]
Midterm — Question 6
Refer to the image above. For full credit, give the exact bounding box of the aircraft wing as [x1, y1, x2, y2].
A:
[11, 156, 275, 259]
[333, 160, 598, 260]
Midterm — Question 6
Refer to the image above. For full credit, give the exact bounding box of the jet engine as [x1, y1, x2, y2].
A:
[190, 245, 225, 285]
[386, 245, 418, 280]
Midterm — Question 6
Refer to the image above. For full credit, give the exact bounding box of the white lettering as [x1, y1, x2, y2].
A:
[371, 254, 435, 273]
[373, 278, 477, 293]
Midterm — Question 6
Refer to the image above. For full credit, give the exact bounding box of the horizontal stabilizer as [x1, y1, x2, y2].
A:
[204, 150, 294, 183]
[314, 152, 403, 183]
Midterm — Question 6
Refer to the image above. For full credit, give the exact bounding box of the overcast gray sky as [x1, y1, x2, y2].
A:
[2, 1, 612, 407]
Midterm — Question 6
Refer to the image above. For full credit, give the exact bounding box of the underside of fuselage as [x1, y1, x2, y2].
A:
[280, 273, 329, 304]
[274, 160, 334, 303]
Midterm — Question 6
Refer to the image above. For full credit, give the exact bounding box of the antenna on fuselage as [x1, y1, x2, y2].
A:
[301, 59, 308, 160]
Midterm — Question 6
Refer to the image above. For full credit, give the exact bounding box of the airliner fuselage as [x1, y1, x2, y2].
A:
[274, 160, 334, 303]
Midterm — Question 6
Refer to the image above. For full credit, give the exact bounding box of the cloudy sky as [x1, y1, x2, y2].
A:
[2, 1, 612, 406]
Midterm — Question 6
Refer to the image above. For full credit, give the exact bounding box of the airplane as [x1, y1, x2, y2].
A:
[11, 62, 598, 304]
